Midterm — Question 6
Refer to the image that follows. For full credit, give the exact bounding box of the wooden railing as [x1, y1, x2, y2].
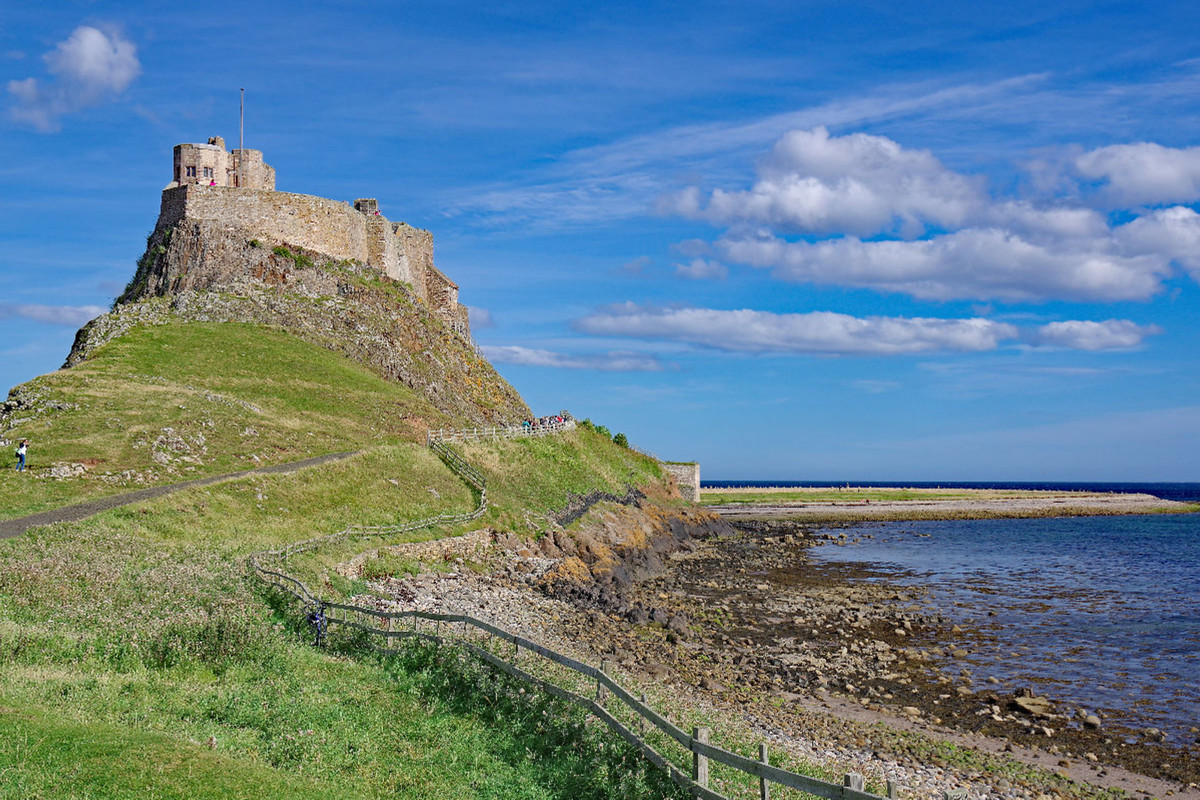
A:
[247, 423, 897, 800]
[427, 416, 575, 444]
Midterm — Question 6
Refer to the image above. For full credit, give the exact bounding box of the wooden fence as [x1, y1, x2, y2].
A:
[247, 424, 901, 800]
[428, 416, 575, 444]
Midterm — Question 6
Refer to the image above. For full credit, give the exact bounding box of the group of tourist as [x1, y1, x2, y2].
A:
[520, 415, 567, 431]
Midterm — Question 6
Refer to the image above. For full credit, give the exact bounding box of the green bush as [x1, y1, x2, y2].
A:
[612, 432, 628, 448]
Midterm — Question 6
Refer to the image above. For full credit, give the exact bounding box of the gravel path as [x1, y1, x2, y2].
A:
[0, 451, 358, 539]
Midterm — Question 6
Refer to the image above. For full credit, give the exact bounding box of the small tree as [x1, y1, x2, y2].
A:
[613, 432, 629, 448]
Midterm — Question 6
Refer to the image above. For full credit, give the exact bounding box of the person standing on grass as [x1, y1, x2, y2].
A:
[15, 439, 27, 472]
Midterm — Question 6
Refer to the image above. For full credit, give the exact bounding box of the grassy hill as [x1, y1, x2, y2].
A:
[0, 319, 681, 799]
[1, 321, 454, 520]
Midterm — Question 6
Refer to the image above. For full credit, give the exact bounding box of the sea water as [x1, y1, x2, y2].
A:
[706, 482, 1200, 742]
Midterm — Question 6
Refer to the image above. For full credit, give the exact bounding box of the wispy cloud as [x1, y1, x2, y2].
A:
[851, 379, 902, 394]
[7, 25, 141, 131]
[1031, 319, 1162, 351]
[467, 305, 496, 329]
[481, 344, 667, 372]
[674, 259, 728, 280]
[575, 303, 1159, 356]
[0, 303, 106, 326]
[443, 74, 1048, 229]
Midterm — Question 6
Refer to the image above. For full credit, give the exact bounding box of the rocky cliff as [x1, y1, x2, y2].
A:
[67, 220, 530, 426]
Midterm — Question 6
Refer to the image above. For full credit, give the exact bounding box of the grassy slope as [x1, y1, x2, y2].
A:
[0, 320, 676, 799]
[1, 322, 451, 520]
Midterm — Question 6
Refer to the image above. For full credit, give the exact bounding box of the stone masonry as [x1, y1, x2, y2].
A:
[662, 462, 701, 502]
[171, 136, 276, 190]
[159, 136, 468, 332]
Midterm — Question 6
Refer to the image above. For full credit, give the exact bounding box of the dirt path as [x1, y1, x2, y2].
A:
[0, 451, 358, 539]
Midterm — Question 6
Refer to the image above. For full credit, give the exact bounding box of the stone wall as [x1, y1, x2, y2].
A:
[158, 185, 369, 267]
[172, 137, 274, 190]
[154, 177, 464, 332]
[662, 462, 701, 502]
[394, 222, 433, 301]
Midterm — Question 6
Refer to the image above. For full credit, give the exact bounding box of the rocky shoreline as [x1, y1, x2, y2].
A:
[341, 509, 1199, 800]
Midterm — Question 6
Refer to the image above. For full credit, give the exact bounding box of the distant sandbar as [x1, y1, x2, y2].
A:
[701, 485, 1196, 521]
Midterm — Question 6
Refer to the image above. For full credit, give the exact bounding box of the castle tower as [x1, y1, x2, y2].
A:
[170, 136, 275, 190]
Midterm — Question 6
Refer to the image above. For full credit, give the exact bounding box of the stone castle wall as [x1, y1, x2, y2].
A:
[159, 185, 370, 266]
[662, 462, 701, 502]
[156, 137, 469, 333]
[156, 185, 455, 316]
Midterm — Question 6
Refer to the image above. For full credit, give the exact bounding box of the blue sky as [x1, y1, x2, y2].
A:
[3, 1, 1199, 481]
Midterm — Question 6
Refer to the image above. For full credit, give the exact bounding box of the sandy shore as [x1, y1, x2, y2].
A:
[341, 526, 1200, 800]
[704, 487, 1194, 521]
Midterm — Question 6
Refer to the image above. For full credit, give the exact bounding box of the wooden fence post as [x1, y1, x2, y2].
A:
[887, 779, 899, 799]
[597, 659, 611, 702]
[639, 693, 648, 735]
[693, 727, 709, 791]
[759, 743, 770, 800]
[844, 773, 864, 796]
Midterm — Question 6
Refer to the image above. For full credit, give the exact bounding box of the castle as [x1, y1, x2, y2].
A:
[161, 137, 469, 335]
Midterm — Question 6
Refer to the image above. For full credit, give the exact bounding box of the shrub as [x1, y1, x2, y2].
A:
[612, 432, 628, 448]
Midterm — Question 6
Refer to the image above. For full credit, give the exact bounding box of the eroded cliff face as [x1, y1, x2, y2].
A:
[68, 221, 530, 426]
[515, 499, 736, 620]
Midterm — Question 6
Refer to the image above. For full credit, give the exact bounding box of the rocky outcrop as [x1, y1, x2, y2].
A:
[513, 501, 735, 617]
[66, 226, 530, 426]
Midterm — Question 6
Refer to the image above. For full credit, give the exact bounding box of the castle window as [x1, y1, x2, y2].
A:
[186, 166, 197, 178]
[203, 167, 214, 179]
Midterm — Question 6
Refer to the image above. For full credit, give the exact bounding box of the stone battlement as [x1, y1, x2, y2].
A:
[158, 137, 467, 332]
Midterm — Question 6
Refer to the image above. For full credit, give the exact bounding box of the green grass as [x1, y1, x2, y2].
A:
[1, 322, 450, 521]
[0, 316, 688, 799]
[0, 474, 680, 799]
[460, 427, 668, 536]
[0, 700, 358, 800]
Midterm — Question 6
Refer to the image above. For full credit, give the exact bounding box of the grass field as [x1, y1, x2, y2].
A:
[0, 320, 683, 799]
[1, 322, 449, 521]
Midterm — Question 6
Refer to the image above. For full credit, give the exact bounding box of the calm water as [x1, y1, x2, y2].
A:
[707, 482, 1200, 742]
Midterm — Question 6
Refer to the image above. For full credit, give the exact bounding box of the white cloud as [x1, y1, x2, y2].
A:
[1115, 205, 1200, 279]
[481, 345, 666, 372]
[851, 379, 902, 393]
[667, 126, 983, 237]
[576, 304, 1019, 355]
[1075, 142, 1200, 207]
[467, 305, 496, 329]
[576, 304, 1158, 356]
[663, 127, 1200, 303]
[674, 259, 728, 280]
[718, 225, 1169, 302]
[0, 303, 106, 326]
[618, 255, 652, 276]
[7, 26, 141, 131]
[1031, 320, 1161, 351]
